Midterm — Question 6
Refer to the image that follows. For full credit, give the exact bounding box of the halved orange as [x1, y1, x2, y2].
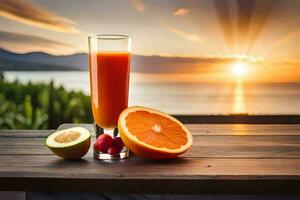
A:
[118, 106, 193, 159]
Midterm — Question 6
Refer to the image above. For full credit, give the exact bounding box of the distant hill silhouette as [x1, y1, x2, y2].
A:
[0, 48, 87, 71]
[0, 48, 232, 72]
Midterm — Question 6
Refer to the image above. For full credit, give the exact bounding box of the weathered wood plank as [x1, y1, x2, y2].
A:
[0, 143, 299, 159]
[59, 124, 300, 136]
[2, 135, 300, 147]
[1, 135, 300, 158]
[0, 156, 299, 176]
[187, 124, 300, 135]
[1, 124, 300, 194]
[0, 130, 54, 138]
[0, 155, 299, 194]
[2, 124, 300, 139]
[0, 138, 45, 145]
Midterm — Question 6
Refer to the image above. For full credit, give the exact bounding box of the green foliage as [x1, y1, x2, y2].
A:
[0, 75, 93, 129]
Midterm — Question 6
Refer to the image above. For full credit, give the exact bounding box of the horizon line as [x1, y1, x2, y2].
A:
[1, 47, 300, 64]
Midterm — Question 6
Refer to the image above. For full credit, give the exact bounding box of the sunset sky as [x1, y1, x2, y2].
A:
[0, 0, 299, 82]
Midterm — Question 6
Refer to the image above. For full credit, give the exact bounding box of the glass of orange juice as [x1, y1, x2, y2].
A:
[88, 34, 130, 160]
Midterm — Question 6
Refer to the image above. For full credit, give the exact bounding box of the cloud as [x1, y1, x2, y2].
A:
[130, 0, 145, 13]
[0, 0, 80, 33]
[173, 8, 189, 16]
[164, 25, 202, 43]
[213, 0, 278, 53]
[0, 30, 76, 54]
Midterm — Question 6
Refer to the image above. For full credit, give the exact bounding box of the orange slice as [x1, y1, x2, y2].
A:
[118, 106, 193, 159]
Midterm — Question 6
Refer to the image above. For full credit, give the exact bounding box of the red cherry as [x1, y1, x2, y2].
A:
[112, 137, 124, 151]
[107, 146, 121, 155]
[94, 134, 113, 153]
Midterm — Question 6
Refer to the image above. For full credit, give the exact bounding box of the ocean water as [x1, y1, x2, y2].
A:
[4, 71, 300, 115]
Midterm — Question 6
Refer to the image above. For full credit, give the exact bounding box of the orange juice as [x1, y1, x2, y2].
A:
[89, 52, 130, 129]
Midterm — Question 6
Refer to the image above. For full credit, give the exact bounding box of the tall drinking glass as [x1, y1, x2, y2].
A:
[88, 34, 130, 160]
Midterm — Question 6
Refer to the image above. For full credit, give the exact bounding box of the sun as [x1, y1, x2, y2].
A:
[231, 62, 248, 77]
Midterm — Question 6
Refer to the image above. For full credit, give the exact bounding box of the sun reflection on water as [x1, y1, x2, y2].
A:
[233, 79, 246, 114]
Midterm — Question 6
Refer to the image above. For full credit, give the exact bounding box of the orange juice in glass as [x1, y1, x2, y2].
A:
[88, 35, 130, 159]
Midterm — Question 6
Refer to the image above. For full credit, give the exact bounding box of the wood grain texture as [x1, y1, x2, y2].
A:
[1, 135, 300, 158]
[59, 123, 300, 135]
[0, 155, 299, 194]
[0, 155, 300, 176]
[0, 123, 300, 194]
[186, 124, 300, 135]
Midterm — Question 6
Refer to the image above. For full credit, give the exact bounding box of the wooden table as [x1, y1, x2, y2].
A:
[0, 123, 300, 194]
